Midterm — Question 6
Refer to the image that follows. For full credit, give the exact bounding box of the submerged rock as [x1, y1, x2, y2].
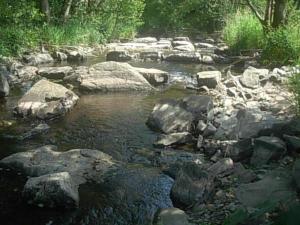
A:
[79, 61, 154, 92]
[0, 74, 9, 97]
[23, 172, 79, 209]
[15, 79, 79, 119]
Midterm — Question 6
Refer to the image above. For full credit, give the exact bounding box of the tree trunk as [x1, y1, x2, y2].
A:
[63, 0, 73, 23]
[40, 0, 50, 23]
[272, 0, 287, 28]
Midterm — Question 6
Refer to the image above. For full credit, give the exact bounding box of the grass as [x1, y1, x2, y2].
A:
[222, 10, 264, 54]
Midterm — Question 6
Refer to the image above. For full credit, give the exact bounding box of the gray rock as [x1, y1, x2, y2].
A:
[292, 159, 300, 190]
[15, 79, 79, 119]
[174, 44, 195, 52]
[139, 51, 162, 61]
[202, 55, 214, 64]
[283, 134, 300, 153]
[18, 123, 50, 141]
[250, 136, 287, 167]
[164, 52, 201, 63]
[207, 158, 234, 177]
[197, 135, 204, 149]
[79, 61, 154, 92]
[147, 99, 194, 134]
[23, 53, 54, 65]
[66, 50, 87, 62]
[236, 169, 296, 208]
[134, 67, 168, 86]
[154, 132, 193, 147]
[232, 163, 257, 183]
[173, 37, 190, 42]
[197, 120, 207, 133]
[0, 145, 118, 185]
[52, 51, 68, 61]
[23, 172, 79, 209]
[194, 42, 215, 49]
[180, 95, 214, 121]
[239, 67, 269, 89]
[226, 139, 253, 162]
[197, 71, 221, 89]
[203, 123, 217, 137]
[133, 37, 157, 43]
[38, 66, 73, 80]
[171, 163, 214, 206]
[13, 66, 38, 83]
[155, 208, 192, 225]
[106, 50, 133, 62]
[0, 74, 9, 97]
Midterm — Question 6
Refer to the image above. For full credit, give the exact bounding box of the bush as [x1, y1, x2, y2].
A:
[262, 27, 299, 65]
[223, 10, 264, 54]
[288, 73, 300, 115]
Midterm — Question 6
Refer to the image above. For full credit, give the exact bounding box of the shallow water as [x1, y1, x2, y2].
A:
[0, 57, 228, 225]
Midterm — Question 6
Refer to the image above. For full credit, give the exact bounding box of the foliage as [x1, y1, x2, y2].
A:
[223, 10, 264, 54]
[288, 73, 300, 115]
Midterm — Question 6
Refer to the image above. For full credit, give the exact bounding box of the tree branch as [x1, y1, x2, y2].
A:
[245, 0, 265, 24]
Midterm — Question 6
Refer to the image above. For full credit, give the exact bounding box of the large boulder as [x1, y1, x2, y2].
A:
[23, 53, 54, 65]
[0, 74, 9, 97]
[23, 172, 79, 209]
[0, 145, 118, 185]
[197, 71, 221, 89]
[147, 99, 194, 134]
[250, 136, 286, 167]
[226, 139, 254, 162]
[164, 52, 201, 63]
[236, 169, 297, 208]
[134, 67, 169, 86]
[239, 67, 269, 89]
[78, 62, 154, 91]
[171, 163, 215, 206]
[15, 79, 79, 119]
[154, 208, 192, 225]
[38, 66, 73, 80]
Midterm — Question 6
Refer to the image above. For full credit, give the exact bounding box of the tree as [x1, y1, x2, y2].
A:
[40, 0, 50, 23]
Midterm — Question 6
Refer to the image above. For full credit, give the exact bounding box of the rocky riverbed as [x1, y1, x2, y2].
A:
[0, 36, 300, 225]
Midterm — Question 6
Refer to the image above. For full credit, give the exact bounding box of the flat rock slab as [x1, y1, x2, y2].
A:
[15, 79, 79, 119]
[38, 66, 73, 79]
[0, 145, 118, 185]
[23, 172, 79, 209]
[79, 61, 154, 92]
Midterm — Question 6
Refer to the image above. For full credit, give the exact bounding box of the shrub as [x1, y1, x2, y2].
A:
[223, 10, 264, 54]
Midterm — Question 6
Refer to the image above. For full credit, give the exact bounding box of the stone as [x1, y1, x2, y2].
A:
[236, 169, 297, 208]
[164, 52, 201, 63]
[227, 87, 237, 97]
[38, 66, 73, 80]
[202, 55, 214, 64]
[283, 135, 300, 153]
[0, 74, 9, 97]
[174, 44, 195, 52]
[197, 120, 207, 133]
[194, 42, 215, 49]
[23, 53, 54, 65]
[226, 139, 253, 162]
[66, 50, 87, 62]
[13, 66, 38, 83]
[155, 208, 192, 225]
[197, 135, 204, 149]
[134, 67, 169, 86]
[15, 79, 79, 119]
[239, 67, 269, 89]
[106, 50, 133, 62]
[232, 163, 257, 183]
[207, 158, 234, 177]
[79, 62, 154, 92]
[133, 37, 157, 43]
[197, 71, 221, 89]
[18, 123, 50, 141]
[203, 123, 217, 137]
[23, 172, 79, 209]
[292, 159, 300, 190]
[173, 37, 190, 42]
[139, 51, 162, 61]
[250, 136, 287, 167]
[0, 145, 118, 185]
[154, 132, 193, 147]
[147, 99, 194, 134]
[52, 51, 68, 61]
[171, 163, 214, 206]
[180, 95, 214, 121]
